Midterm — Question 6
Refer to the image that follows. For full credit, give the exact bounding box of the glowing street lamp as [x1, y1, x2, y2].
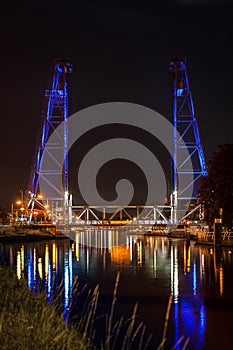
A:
[11, 200, 22, 223]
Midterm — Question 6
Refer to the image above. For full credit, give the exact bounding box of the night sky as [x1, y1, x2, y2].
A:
[0, 0, 233, 206]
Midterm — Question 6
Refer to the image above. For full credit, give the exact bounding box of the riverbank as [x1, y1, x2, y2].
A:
[0, 225, 67, 241]
[0, 267, 93, 350]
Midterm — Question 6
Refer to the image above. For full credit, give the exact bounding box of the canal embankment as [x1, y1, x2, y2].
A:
[0, 225, 67, 241]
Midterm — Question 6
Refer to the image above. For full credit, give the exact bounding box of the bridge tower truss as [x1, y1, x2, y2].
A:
[169, 57, 207, 223]
[29, 59, 73, 223]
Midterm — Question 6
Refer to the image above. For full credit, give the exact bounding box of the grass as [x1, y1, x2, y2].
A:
[70, 272, 153, 350]
[0, 267, 93, 350]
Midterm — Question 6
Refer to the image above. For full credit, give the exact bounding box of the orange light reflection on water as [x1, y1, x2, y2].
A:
[111, 245, 131, 266]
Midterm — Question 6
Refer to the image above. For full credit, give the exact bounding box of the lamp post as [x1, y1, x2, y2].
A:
[16, 200, 22, 223]
[10, 190, 26, 225]
[10, 203, 14, 224]
[10, 200, 21, 224]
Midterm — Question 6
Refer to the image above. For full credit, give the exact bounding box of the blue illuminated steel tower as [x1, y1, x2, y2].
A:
[169, 57, 207, 223]
[29, 58, 73, 223]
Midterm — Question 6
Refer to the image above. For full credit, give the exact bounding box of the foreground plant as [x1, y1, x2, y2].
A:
[0, 267, 92, 350]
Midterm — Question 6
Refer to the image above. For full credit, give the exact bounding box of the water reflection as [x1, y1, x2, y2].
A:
[1, 228, 233, 348]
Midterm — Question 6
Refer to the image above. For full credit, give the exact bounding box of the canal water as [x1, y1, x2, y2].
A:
[1, 228, 233, 349]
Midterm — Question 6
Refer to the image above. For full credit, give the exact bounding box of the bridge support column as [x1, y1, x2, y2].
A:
[102, 207, 105, 224]
[136, 206, 140, 220]
[153, 207, 156, 222]
[120, 209, 122, 220]
[84, 207, 89, 222]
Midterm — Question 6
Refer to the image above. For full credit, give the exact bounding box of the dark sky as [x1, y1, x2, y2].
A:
[0, 0, 233, 206]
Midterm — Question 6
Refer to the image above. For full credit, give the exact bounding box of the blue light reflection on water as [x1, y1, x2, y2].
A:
[64, 251, 70, 323]
[170, 241, 206, 349]
[193, 259, 197, 296]
[27, 248, 32, 289]
[1, 229, 233, 349]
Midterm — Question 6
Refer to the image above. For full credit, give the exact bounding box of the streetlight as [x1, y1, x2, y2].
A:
[11, 189, 26, 224]
[11, 200, 22, 224]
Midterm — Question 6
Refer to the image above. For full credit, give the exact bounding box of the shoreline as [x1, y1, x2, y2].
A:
[0, 225, 69, 242]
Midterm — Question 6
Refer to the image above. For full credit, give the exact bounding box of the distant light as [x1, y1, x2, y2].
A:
[177, 88, 183, 96]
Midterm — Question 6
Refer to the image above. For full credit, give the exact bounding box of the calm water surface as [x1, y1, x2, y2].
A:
[1, 228, 233, 349]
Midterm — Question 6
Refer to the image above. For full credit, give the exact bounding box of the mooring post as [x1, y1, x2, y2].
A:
[214, 218, 222, 246]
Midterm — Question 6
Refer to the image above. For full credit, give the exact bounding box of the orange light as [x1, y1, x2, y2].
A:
[111, 245, 130, 265]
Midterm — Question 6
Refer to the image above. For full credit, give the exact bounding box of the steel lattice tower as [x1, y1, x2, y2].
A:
[169, 57, 207, 223]
[29, 58, 73, 223]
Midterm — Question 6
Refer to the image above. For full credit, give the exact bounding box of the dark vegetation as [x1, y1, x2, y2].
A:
[198, 144, 233, 227]
[0, 206, 10, 225]
[0, 267, 92, 350]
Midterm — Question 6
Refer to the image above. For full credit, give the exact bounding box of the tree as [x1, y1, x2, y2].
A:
[0, 206, 10, 225]
[198, 144, 233, 228]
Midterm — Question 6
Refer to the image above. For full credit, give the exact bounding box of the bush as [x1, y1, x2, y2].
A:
[0, 267, 93, 350]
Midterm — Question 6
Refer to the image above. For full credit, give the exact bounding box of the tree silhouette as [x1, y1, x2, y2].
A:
[198, 144, 233, 227]
[0, 206, 10, 225]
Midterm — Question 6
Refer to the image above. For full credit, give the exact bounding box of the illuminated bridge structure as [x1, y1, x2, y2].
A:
[169, 57, 207, 223]
[70, 205, 171, 226]
[28, 58, 73, 223]
[28, 57, 207, 226]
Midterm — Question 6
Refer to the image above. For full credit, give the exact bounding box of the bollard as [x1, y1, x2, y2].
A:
[214, 218, 222, 246]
